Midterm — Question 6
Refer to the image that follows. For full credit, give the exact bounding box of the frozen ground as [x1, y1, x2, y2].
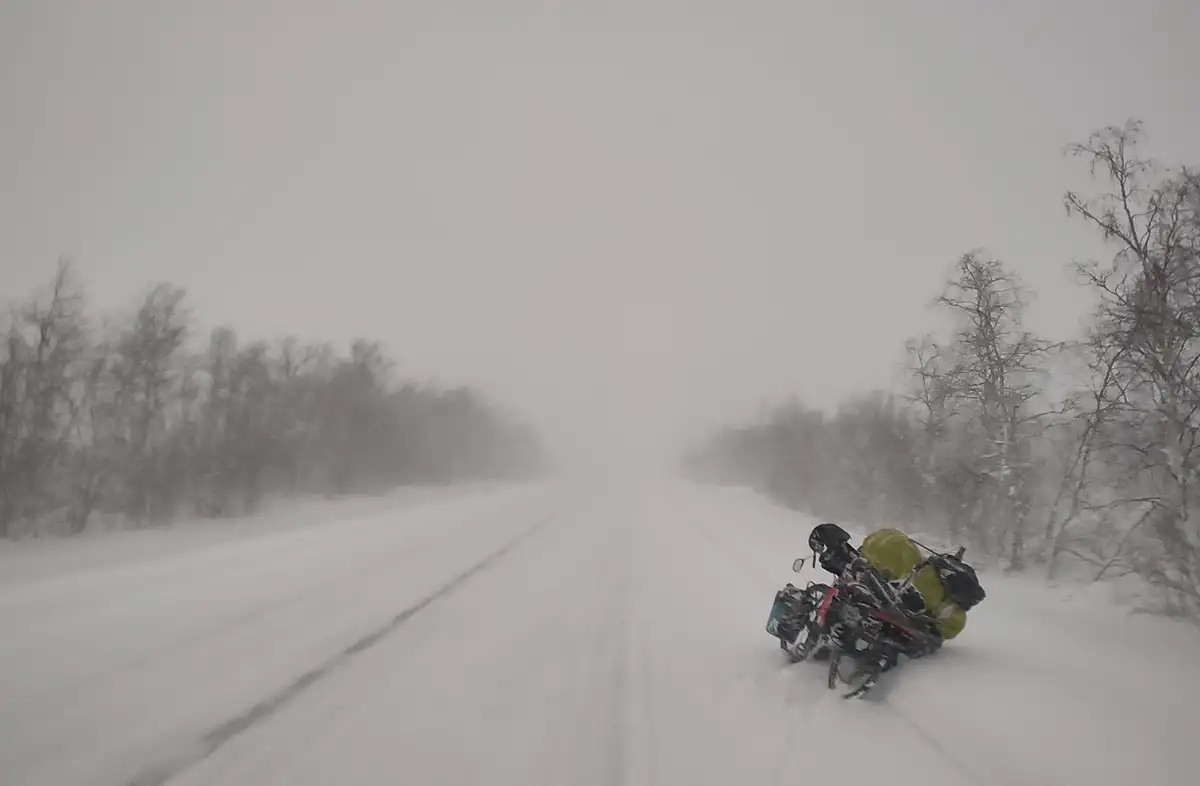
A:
[1, 480, 1196, 786]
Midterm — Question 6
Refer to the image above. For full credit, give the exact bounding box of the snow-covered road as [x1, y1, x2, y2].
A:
[2, 482, 1196, 786]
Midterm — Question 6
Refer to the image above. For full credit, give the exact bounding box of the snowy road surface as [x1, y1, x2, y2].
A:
[1, 481, 1197, 786]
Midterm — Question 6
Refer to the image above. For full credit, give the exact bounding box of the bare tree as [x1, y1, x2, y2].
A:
[928, 252, 1059, 566]
[1038, 335, 1124, 577]
[1064, 119, 1200, 615]
[903, 335, 970, 537]
[108, 283, 191, 523]
[0, 260, 90, 535]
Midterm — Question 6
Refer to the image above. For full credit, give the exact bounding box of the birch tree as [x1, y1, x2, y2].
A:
[1065, 119, 1200, 615]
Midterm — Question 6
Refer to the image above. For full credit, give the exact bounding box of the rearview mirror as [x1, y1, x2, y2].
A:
[792, 557, 807, 572]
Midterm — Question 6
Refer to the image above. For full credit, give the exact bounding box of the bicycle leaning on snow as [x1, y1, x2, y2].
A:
[765, 523, 982, 699]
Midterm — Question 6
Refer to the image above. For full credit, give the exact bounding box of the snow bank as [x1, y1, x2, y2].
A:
[0, 482, 531, 587]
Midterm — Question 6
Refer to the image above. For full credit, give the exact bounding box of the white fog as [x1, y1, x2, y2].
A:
[1, 2, 1198, 785]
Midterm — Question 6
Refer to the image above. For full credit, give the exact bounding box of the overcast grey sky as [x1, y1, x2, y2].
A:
[2, 0, 1198, 467]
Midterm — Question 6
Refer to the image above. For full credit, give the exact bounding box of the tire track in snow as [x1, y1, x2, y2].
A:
[543, 513, 627, 786]
[604, 522, 631, 786]
[679, 517, 829, 786]
[687, 517, 786, 595]
[125, 512, 559, 786]
[625, 520, 658, 786]
[876, 698, 1028, 786]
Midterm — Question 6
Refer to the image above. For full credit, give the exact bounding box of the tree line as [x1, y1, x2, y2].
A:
[683, 119, 1200, 620]
[0, 268, 544, 538]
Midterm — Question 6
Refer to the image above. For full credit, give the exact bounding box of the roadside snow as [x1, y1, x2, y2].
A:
[0, 482, 521, 587]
